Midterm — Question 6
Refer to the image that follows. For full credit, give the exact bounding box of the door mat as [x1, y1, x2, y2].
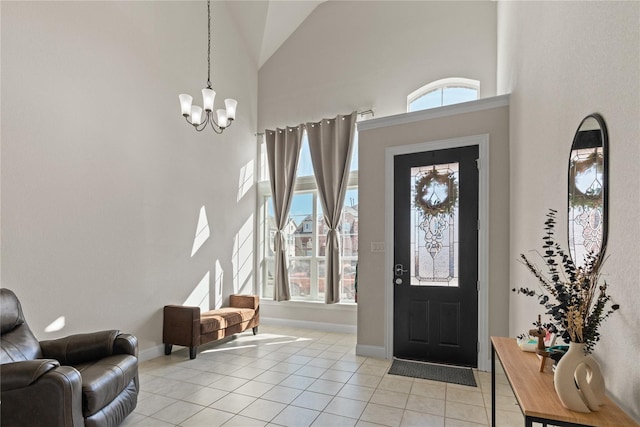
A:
[388, 359, 477, 387]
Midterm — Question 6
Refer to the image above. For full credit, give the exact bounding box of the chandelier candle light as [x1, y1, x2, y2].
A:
[179, 0, 237, 134]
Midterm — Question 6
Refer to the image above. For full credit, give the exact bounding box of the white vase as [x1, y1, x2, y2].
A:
[554, 341, 605, 412]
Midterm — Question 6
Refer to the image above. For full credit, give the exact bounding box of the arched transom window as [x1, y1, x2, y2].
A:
[407, 78, 480, 112]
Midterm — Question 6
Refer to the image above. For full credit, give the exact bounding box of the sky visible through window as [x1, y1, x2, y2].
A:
[409, 86, 478, 112]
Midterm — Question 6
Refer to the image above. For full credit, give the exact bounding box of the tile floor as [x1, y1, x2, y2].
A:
[123, 325, 527, 427]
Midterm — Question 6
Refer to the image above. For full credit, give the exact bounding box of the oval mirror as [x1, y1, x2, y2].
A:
[568, 113, 608, 267]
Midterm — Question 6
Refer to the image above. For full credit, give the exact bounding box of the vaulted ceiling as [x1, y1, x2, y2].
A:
[226, 0, 325, 69]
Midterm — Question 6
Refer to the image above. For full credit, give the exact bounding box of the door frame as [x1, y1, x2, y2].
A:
[384, 134, 490, 371]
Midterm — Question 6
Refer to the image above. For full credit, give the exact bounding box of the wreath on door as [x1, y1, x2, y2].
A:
[414, 169, 458, 217]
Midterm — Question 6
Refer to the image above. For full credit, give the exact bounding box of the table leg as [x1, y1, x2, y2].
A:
[492, 342, 496, 427]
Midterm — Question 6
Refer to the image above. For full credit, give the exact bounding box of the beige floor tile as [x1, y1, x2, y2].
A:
[239, 398, 287, 422]
[446, 387, 486, 407]
[253, 370, 291, 385]
[182, 386, 228, 406]
[444, 418, 488, 427]
[134, 394, 177, 416]
[308, 378, 345, 395]
[210, 392, 256, 413]
[336, 384, 376, 402]
[369, 388, 409, 409]
[324, 396, 368, 419]
[292, 390, 335, 411]
[482, 392, 520, 412]
[320, 368, 355, 383]
[136, 327, 504, 427]
[222, 414, 268, 426]
[308, 357, 341, 368]
[357, 364, 388, 376]
[261, 385, 303, 404]
[234, 380, 274, 397]
[410, 381, 447, 400]
[378, 376, 414, 394]
[279, 374, 318, 389]
[405, 394, 445, 416]
[210, 376, 249, 392]
[129, 416, 175, 426]
[311, 412, 358, 427]
[150, 400, 204, 424]
[296, 365, 330, 378]
[445, 401, 489, 425]
[180, 407, 235, 427]
[401, 409, 445, 427]
[347, 373, 383, 388]
[271, 405, 321, 427]
[359, 402, 405, 427]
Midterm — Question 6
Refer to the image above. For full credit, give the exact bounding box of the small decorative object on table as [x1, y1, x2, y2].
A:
[513, 209, 619, 413]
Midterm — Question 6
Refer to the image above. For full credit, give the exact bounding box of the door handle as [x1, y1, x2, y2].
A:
[394, 264, 408, 276]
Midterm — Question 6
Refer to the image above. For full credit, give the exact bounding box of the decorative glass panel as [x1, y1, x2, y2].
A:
[410, 162, 459, 287]
[568, 146, 604, 263]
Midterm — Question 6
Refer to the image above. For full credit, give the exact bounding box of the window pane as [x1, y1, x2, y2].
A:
[349, 132, 359, 173]
[291, 193, 314, 256]
[289, 259, 311, 297]
[409, 88, 442, 112]
[297, 134, 314, 178]
[262, 259, 275, 299]
[442, 87, 478, 106]
[342, 260, 357, 301]
[342, 188, 358, 256]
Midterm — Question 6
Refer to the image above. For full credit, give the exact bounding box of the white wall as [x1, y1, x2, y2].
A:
[259, 0, 497, 131]
[498, 1, 640, 420]
[357, 103, 510, 361]
[258, 0, 498, 327]
[1, 1, 258, 358]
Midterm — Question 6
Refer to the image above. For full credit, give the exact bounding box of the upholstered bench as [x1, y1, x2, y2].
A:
[162, 294, 259, 359]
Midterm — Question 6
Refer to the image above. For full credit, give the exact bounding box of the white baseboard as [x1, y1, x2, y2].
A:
[356, 344, 387, 359]
[261, 317, 357, 334]
[139, 344, 165, 362]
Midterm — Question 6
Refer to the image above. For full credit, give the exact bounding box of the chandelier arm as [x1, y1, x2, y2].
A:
[207, 113, 224, 134]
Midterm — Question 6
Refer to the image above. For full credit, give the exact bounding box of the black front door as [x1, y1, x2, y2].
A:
[393, 145, 479, 367]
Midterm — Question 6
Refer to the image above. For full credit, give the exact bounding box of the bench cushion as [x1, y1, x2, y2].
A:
[200, 308, 256, 335]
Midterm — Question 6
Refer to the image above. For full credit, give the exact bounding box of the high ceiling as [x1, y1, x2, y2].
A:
[226, 0, 325, 68]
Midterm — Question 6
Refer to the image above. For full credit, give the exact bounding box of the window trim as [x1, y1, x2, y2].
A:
[407, 77, 480, 112]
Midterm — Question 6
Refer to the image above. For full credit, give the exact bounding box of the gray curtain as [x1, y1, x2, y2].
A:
[306, 112, 357, 303]
[265, 126, 303, 302]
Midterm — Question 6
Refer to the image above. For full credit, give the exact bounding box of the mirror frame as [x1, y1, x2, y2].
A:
[567, 113, 609, 268]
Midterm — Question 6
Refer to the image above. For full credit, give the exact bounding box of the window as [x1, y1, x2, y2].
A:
[258, 132, 358, 303]
[408, 78, 480, 112]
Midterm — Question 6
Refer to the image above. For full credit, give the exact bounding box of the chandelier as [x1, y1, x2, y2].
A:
[178, 0, 237, 134]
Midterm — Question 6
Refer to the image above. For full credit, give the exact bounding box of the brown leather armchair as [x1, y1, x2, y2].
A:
[0, 288, 139, 427]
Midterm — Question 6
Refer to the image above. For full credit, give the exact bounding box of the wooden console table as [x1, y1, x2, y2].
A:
[491, 336, 638, 427]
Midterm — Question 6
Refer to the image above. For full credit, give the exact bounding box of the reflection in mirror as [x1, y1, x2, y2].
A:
[568, 114, 608, 267]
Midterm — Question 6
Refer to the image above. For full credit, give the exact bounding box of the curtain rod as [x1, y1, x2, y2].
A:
[255, 108, 374, 136]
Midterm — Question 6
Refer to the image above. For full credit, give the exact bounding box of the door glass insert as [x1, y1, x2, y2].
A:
[410, 162, 459, 287]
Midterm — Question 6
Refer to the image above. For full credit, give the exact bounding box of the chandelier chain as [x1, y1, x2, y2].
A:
[207, 0, 212, 88]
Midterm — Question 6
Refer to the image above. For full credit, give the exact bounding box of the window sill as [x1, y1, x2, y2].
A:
[262, 299, 357, 311]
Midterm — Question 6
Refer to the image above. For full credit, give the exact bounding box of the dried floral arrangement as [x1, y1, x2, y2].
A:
[513, 209, 619, 354]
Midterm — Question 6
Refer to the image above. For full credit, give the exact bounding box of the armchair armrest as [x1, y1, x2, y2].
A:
[114, 333, 138, 358]
[40, 330, 120, 365]
[1, 361, 84, 426]
[230, 294, 259, 310]
[1, 359, 60, 391]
